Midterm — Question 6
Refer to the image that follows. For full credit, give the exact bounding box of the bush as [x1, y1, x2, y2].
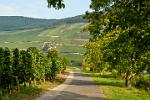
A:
[132, 75, 150, 91]
[111, 69, 118, 78]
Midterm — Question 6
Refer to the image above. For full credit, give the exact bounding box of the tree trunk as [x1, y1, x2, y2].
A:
[125, 72, 132, 89]
[59, 71, 61, 74]
[29, 78, 32, 87]
[24, 82, 26, 87]
[16, 81, 19, 91]
[34, 79, 36, 86]
[43, 78, 45, 83]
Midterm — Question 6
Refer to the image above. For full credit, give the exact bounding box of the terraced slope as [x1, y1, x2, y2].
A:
[0, 23, 89, 66]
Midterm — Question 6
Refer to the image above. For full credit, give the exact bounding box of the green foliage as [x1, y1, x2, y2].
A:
[61, 57, 70, 72]
[12, 48, 20, 86]
[47, 0, 65, 9]
[132, 75, 150, 91]
[47, 49, 59, 79]
[1, 48, 13, 90]
[84, 41, 106, 72]
[0, 47, 66, 94]
[19, 50, 27, 85]
[0, 47, 4, 89]
[83, 0, 150, 89]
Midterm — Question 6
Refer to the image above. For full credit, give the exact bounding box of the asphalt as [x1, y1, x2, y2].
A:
[37, 72, 104, 100]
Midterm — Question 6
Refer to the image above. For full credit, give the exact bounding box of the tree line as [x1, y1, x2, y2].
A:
[47, 0, 150, 90]
[0, 47, 68, 94]
[83, 0, 150, 90]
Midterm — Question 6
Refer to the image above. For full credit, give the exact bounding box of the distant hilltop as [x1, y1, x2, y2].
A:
[0, 15, 86, 31]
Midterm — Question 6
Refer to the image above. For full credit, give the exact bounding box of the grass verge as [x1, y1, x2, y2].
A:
[66, 66, 81, 72]
[84, 71, 150, 100]
[1, 72, 69, 100]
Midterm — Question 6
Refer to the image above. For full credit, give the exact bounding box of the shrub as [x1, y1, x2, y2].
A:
[132, 75, 150, 91]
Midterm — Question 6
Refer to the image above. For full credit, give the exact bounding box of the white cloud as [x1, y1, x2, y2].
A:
[0, 4, 43, 18]
[0, 5, 20, 16]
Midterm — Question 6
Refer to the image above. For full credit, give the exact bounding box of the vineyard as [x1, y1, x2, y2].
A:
[0, 47, 68, 97]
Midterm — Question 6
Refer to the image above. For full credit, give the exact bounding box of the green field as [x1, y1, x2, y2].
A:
[0, 23, 89, 65]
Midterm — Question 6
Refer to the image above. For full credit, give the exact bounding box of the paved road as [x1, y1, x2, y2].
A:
[37, 72, 104, 100]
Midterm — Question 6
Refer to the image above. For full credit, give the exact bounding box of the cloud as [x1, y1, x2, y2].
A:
[0, 5, 20, 16]
[0, 1, 49, 18]
[0, 4, 42, 18]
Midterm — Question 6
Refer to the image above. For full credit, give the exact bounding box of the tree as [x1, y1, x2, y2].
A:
[103, 0, 150, 88]
[20, 50, 27, 87]
[84, 41, 105, 72]
[1, 47, 12, 91]
[0, 47, 4, 89]
[35, 51, 46, 83]
[47, 49, 59, 80]
[26, 49, 34, 86]
[12, 48, 20, 88]
[61, 57, 69, 72]
[84, 0, 150, 89]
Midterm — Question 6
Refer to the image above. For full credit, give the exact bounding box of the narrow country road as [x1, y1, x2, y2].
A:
[37, 72, 104, 100]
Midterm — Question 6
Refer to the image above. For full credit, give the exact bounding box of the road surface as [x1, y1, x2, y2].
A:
[37, 72, 104, 100]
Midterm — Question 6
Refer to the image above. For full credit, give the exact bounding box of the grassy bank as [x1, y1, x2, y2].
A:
[1, 72, 69, 100]
[66, 66, 81, 72]
[84, 72, 150, 100]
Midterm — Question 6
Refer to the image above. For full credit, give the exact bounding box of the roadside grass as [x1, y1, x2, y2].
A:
[1, 72, 69, 100]
[84, 71, 150, 100]
[1, 86, 43, 100]
[66, 66, 81, 72]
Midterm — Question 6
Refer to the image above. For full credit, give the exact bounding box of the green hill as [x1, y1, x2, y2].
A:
[0, 15, 86, 31]
[0, 15, 89, 66]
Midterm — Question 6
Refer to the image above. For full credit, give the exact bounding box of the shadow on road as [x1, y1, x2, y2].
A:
[63, 72, 99, 86]
[54, 91, 106, 100]
[37, 72, 107, 100]
[42, 90, 107, 100]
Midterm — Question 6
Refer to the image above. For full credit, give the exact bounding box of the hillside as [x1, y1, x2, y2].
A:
[0, 15, 86, 31]
[0, 16, 89, 66]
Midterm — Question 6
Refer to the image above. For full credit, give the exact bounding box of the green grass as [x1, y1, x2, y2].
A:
[1, 86, 43, 100]
[84, 72, 150, 100]
[66, 66, 81, 72]
[19, 86, 43, 95]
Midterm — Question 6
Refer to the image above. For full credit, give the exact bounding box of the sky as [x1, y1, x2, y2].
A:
[0, 0, 91, 19]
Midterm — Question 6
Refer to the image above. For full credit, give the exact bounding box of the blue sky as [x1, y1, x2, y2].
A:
[0, 0, 91, 19]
